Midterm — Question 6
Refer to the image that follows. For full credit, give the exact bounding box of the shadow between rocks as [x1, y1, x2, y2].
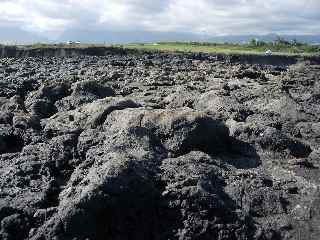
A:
[222, 137, 262, 169]
[0, 134, 24, 154]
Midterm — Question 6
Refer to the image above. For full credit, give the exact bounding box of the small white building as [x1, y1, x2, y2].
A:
[265, 49, 272, 56]
[66, 41, 81, 45]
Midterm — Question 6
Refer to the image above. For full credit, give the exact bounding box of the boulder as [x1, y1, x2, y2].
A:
[44, 97, 141, 136]
[104, 107, 229, 156]
[194, 90, 241, 119]
[257, 127, 312, 158]
[55, 80, 115, 110]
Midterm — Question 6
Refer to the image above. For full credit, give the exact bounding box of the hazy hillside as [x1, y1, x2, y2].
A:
[58, 31, 320, 44]
[1, 28, 319, 44]
[57, 30, 201, 44]
[209, 34, 320, 44]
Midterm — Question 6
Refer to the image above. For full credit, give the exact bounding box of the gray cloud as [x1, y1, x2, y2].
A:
[0, 0, 319, 39]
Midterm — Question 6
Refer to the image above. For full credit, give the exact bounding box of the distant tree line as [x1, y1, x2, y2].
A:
[249, 36, 305, 47]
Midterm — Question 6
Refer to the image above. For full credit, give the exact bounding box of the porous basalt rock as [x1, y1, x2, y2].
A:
[0, 50, 319, 240]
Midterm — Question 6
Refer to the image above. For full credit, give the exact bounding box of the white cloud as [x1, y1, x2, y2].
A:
[0, 0, 319, 39]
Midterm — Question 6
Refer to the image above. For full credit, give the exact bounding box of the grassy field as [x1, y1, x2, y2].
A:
[121, 41, 320, 56]
[3, 40, 320, 56]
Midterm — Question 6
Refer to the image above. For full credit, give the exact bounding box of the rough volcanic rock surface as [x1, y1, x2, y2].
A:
[0, 51, 319, 240]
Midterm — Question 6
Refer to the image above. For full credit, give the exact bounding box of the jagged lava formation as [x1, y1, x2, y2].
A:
[0, 47, 320, 240]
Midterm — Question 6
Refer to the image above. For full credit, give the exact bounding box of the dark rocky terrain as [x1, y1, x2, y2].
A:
[0, 48, 319, 240]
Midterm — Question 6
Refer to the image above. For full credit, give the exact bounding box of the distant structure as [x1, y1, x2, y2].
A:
[66, 41, 81, 45]
[265, 49, 272, 56]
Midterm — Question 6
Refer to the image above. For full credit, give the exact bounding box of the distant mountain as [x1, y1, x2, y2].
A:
[1, 27, 319, 45]
[57, 30, 203, 44]
[208, 34, 320, 44]
[0, 27, 48, 44]
[58, 30, 320, 44]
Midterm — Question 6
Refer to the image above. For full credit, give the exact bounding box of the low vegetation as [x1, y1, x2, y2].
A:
[3, 37, 320, 56]
[122, 38, 320, 55]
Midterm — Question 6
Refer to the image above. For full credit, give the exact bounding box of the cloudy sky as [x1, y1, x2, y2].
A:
[0, 0, 320, 40]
